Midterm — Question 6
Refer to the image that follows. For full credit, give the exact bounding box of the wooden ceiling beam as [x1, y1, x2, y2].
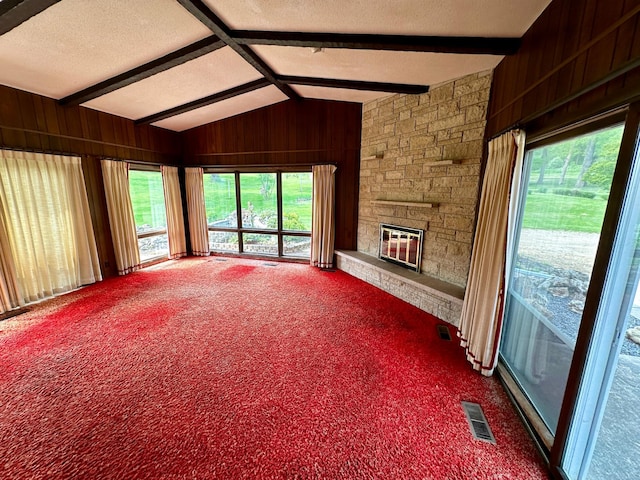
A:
[59, 36, 226, 106]
[279, 76, 429, 95]
[0, 0, 60, 35]
[135, 78, 272, 125]
[232, 30, 520, 55]
[176, 0, 300, 100]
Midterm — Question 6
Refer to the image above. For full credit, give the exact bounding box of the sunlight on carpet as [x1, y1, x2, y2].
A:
[0, 257, 547, 479]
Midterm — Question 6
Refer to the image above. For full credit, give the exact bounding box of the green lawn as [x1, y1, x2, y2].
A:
[129, 170, 166, 228]
[128, 169, 607, 236]
[203, 172, 312, 230]
[203, 173, 236, 224]
[128, 171, 312, 233]
[521, 190, 608, 233]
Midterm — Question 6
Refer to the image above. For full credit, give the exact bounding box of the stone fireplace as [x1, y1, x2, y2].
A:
[336, 71, 492, 326]
[379, 223, 423, 272]
[357, 70, 491, 288]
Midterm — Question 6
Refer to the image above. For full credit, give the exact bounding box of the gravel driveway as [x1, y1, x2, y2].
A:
[518, 229, 600, 275]
[517, 228, 640, 356]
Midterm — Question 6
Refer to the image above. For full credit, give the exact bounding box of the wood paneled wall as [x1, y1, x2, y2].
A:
[487, 0, 640, 137]
[0, 85, 181, 163]
[182, 99, 363, 250]
[0, 84, 182, 278]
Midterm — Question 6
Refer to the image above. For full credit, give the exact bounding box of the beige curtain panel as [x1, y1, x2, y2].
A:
[185, 167, 210, 256]
[0, 199, 21, 313]
[0, 150, 102, 305]
[161, 166, 187, 260]
[458, 130, 523, 376]
[310, 164, 337, 269]
[101, 159, 140, 275]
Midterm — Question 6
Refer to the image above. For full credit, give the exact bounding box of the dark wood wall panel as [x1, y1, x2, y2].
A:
[81, 155, 118, 279]
[0, 84, 181, 163]
[0, 84, 182, 278]
[182, 98, 362, 251]
[487, 0, 640, 137]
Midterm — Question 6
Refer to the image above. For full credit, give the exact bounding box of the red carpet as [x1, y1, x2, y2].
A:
[0, 257, 548, 479]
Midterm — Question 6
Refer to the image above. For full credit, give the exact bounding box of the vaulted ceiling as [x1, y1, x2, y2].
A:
[0, 0, 552, 132]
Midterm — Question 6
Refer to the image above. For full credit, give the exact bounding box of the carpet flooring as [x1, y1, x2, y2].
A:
[0, 257, 548, 479]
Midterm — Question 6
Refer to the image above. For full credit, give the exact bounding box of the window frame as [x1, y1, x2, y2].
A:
[204, 166, 312, 259]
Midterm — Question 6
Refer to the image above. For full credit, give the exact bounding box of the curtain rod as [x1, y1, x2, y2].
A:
[101, 157, 181, 169]
[192, 148, 358, 157]
[200, 162, 335, 169]
[0, 145, 83, 158]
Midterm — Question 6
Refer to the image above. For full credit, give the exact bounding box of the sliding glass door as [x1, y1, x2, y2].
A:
[498, 109, 640, 479]
[501, 123, 625, 435]
[203, 170, 312, 259]
[563, 123, 640, 480]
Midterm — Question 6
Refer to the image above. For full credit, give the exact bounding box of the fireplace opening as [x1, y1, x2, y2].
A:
[379, 223, 424, 272]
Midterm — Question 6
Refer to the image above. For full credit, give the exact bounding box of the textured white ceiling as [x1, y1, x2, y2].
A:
[152, 85, 288, 132]
[205, 0, 551, 36]
[254, 47, 502, 86]
[84, 47, 263, 120]
[0, 0, 553, 131]
[0, 0, 211, 99]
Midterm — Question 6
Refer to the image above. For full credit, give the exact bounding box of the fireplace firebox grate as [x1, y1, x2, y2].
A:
[379, 223, 424, 272]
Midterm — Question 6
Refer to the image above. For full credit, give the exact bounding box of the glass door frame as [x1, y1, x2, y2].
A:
[548, 103, 640, 479]
[496, 102, 640, 480]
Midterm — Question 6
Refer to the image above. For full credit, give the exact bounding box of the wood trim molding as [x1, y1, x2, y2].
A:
[0, 0, 60, 35]
[135, 78, 271, 125]
[279, 75, 429, 94]
[176, 0, 299, 100]
[59, 36, 226, 106]
[232, 30, 520, 55]
[0, 123, 172, 155]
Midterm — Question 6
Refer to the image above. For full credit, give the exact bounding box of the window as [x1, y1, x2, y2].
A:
[203, 170, 312, 259]
[281, 172, 313, 257]
[203, 173, 238, 253]
[128, 169, 168, 262]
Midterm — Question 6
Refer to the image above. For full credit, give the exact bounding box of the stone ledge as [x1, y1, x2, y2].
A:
[335, 250, 464, 326]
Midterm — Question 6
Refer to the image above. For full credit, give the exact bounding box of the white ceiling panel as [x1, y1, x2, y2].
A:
[253, 46, 502, 87]
[84, 47, 263, 120]
[205, 0, 552, 36]
[291, 85, 390, 104]
[152, 85, 288, 132]
[0, 0, 211, 99]
[0, 0, 553, 130]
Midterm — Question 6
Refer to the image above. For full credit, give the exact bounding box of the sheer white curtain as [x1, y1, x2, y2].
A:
[185, 167, 210, 256]
[161, 166, 187, 259]
[0, 150, 102, 305]
[458, 130, 525, 376]
[311, 164, 337, 268]
[101, 159, 140, 275]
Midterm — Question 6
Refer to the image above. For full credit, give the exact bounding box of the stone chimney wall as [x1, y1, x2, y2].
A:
[358, 70, 492, 288]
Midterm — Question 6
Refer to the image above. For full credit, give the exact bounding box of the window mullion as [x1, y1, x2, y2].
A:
[234, 171, 243, 253]
[277, 171, 283, 257]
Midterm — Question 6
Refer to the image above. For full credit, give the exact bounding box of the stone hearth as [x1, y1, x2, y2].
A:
[336, 250, 464, 327]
